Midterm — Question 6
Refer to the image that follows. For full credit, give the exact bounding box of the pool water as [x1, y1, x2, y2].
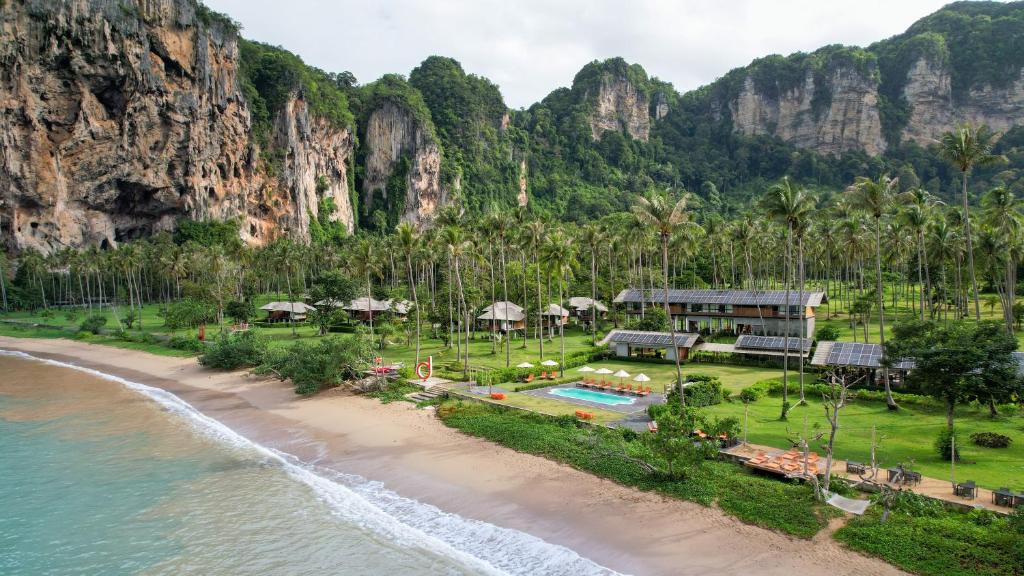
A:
[549, 387, 637, 406]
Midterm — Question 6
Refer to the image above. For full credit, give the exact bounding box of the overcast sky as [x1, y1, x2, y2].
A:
[206, 0, 955, 108]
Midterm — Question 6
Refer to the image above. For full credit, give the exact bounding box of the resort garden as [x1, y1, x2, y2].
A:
[2, 124, 1024, 575]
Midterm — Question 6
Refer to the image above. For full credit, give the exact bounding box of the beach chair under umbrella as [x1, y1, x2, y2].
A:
[593, 367, 613, 387]
[540, 359, 559, 366]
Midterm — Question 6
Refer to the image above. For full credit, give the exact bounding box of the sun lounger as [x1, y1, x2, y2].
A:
[647, 421, 658, 433]
[524, 374, 535, 383]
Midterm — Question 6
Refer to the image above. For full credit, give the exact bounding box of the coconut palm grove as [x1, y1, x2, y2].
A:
[3, 2, 1024, 575]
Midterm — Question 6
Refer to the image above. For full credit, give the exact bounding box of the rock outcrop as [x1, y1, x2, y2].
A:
[361, 101, 444, 227]
[0, 0, 354, 253]
[902, 56, 1024, 146]
[730, 68, 886, 156]
[588, 75, 650, 142]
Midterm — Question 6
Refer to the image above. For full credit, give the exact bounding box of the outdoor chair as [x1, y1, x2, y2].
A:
[524, 374, 535, 383]
[956, 481, 977, 499]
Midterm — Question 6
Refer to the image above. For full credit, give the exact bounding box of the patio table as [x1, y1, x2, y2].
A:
[992, 488, 1014, 507]
[955, 481, 977, 499]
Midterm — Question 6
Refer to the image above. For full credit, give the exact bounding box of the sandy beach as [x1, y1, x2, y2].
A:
[0, 336, 905, 576]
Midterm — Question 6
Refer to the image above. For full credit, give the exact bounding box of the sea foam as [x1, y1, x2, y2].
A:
[0, 350, 625, 576]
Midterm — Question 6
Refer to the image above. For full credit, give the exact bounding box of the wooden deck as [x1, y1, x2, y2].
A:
[723, 442, 1019, 514]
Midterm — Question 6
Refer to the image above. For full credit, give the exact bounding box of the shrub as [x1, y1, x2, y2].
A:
[121, 309, 136, 329]
[1009, 506, 1024, 535]
[79, 314, 107, 334]
[624, 307, 669, 332]
[815, 325, 841, 341]
[225, 300, 256, 324]
[64, 309, 80, 322]
[164, 299, 217, 330]
[199, 330, 268, 370]
[259, 335, 373, 395]
[935, 428, 960, 461]
[167, 335, 204, 352]
[970, 432, 1012, 448]
[739, 379, 772, 401]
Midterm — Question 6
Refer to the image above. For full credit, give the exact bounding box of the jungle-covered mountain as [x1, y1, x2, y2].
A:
[2, 0, 1024, 252]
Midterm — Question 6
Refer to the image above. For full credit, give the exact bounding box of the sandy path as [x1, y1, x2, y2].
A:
[0, 336, 904, 576]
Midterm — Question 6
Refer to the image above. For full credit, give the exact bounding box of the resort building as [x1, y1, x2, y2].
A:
[260, 301, 315, 322]
[477, 301, 526, 332]
[341, 297, 391, 323]
[810, 341, 914, 386]
[567, 297, 608, 323]
[695, 335, 812, 360]
[600, 329, 703, 361]
[613, 288, 826, 337]
[540, 304, 570, 329]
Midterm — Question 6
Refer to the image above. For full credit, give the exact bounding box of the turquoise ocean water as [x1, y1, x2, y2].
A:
[0, 351, 620, 576]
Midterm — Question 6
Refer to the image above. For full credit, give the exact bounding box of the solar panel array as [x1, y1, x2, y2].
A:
[824, 342, 883, 368]
[615, 288, 824, 307]
[735, 335, 811, 352]
[608, 330, 699, 348]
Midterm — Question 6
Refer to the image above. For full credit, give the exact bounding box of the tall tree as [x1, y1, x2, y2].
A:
[847, 174, 900, 410]
[632, 190, 696, 411]
[939, 124, 1003, 320]
[761, 177, 815, 417]
[396, 223, 423, 365]
[541, 229, 576, 376]
[981, 186, 1022, 333]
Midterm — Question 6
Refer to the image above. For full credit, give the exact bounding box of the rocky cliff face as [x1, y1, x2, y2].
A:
[0, 0, 354, 253]
[588, 75, 650, 142]
[730, 68, 887, 156]
[361, 101, 444, 227]
[902, 56, 1024, 146]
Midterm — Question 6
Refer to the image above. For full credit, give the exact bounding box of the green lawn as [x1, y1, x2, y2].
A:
[581, 359, 783, 395]
[701, 393, 1024, 490]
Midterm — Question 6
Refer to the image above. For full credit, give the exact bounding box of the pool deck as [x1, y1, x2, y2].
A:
[521, 382, 664, 414]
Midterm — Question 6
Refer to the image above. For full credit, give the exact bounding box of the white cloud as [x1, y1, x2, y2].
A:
[205, 0, 953, 108]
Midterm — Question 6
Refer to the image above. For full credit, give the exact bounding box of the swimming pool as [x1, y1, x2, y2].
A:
[548, 387, 637, 406]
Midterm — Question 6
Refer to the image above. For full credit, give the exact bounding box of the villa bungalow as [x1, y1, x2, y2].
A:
[540, 304, 570, 329]
[810, 341, 914, 386]
[260, 301, 315, 322]
[344, 297, 390, 323]
[568, 297, 608, 324]
[613, 288, 826, 337]
[600, 329, 703, 361]
[477, 301, 526, 332]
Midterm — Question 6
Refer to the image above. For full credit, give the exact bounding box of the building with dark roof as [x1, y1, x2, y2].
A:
[600, 330, 703, 361]
[613, 288, 826, 337]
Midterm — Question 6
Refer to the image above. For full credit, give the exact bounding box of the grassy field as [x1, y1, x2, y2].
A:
[701, 392, 1024, 490]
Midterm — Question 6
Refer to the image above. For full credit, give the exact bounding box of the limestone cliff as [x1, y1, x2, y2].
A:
[588, 74, 650, 142]
[902, 56, 1024, 146]
[730, 66, 887, 156]
[361, 100, 444, 228]
[0, 0, 355, 253]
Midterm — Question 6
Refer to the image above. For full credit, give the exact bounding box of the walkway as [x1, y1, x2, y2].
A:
[723, 442, 1019, 514]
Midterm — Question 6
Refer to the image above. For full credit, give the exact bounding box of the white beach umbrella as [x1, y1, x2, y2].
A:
[594, 368, 613, 375]
[540, 359, 559, 366]
[633, 373, 651, 382]
[613, 369, 630, 387]
[516, 361, 535, 368]
[577, 366, 595, 372]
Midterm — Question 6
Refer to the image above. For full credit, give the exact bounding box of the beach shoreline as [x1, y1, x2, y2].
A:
[0, 336, 904, 576]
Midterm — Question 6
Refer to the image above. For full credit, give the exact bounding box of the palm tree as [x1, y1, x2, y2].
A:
[902, 189, 942, 321]
[351, 238, 381, 341]
[442, 226, 473, 379]
[939, 124, 1003, 320]
[847, 174, 900, 410]
[632, 190, 694, 410]
[761, 177, 815, 418]
[541, 229, 575, 377]
[580, 223, 606, 345]
[525, 220, 546, 359]
[396, 223, 422, 365]
[982, 186, 1022, 332]
[488, 210, 513, 367]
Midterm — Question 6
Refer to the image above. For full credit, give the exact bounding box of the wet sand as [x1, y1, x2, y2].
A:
[0, 336, 905, 576]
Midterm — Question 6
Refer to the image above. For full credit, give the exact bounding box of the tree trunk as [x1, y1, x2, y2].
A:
[406, 254, 421, 367]
[781, 223, 791, 420]
[962, 171, 981, 320]
[663, 235, 685, 410]
[875, 218, 898, 410]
